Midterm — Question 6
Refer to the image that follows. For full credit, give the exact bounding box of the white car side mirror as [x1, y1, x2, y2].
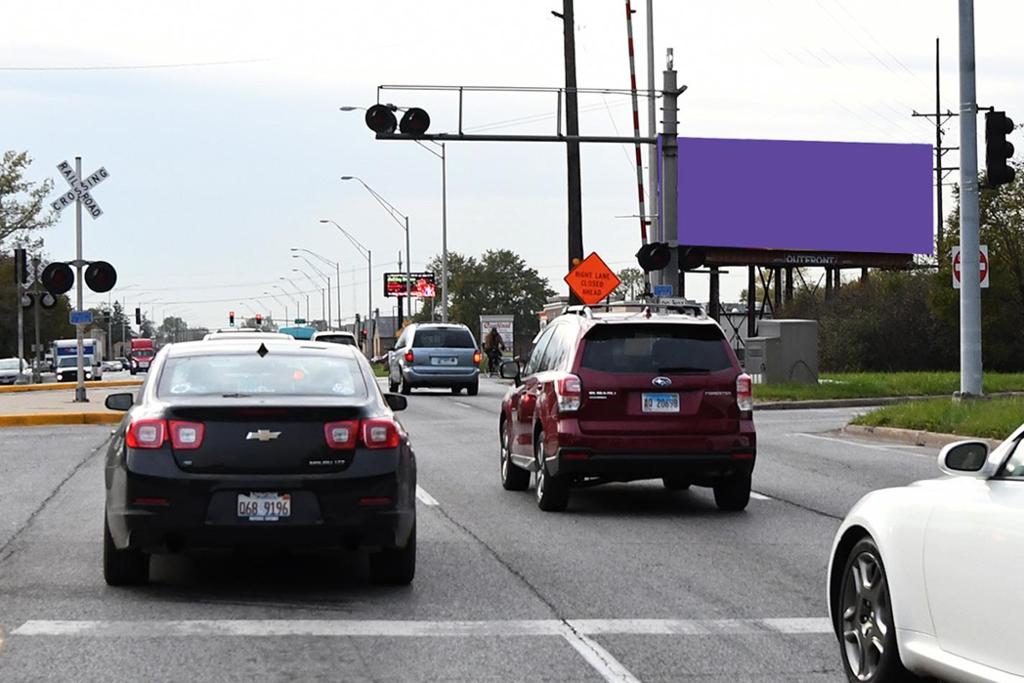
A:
[938, 440, 993, 478]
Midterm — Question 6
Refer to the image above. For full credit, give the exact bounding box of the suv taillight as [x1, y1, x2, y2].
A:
[554, 374, 582, 412]
[169, 420, 205, 450]
[324, 420, 359, 449]
[361, 418, 401, 449]
[736, 373, 753, 413]
[126, 419, 167, 449]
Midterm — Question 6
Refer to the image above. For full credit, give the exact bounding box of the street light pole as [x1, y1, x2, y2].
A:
[265, 291, 289, 323]
[320, 219, 373, 338]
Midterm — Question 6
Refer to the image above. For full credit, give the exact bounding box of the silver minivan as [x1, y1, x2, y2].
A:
[388, 323, 481, 395]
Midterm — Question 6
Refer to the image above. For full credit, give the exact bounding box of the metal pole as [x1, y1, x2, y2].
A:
[15, 250, 24, 377]
[405, 216, 412, 323]
[562, 0, 584, 300]
[646, 0, 658, 251]
[935, 37, 945, 258]
[367, 250, 373, 342]
[661, 51, 680, 295]
[32, 257, 42, 383]
[958, 0, 982, 397]
[74, 156, 87, 402]
[325, 275, 332, 329]
[336, 263, 342, 327]
[441, 143, 449, 323]
[107, 292, 113, 360]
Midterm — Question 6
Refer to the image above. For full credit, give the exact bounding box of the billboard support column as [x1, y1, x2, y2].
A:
[785, 267, 794, 303]
[746, 266, 756, 339]
[708, 267, 720, 321]
[957, 0, 983, 397]
[660, 49, 680, 297]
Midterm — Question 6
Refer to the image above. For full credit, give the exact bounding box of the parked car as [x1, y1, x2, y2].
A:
[0, 357, 30, 385]
[827, 431, 1024, 682]
[102, 359, 124, 372]
[388, 323, 481, 395]
[101, 339, 416, 586]
[312, 330, 358, 346]
[498, 303, 755, 512]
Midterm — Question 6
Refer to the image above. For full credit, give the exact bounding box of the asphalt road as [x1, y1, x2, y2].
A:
[0, 378, 943, 682]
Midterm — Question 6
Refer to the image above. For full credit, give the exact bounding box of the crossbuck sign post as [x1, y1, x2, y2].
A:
[50, 157, 109, 402]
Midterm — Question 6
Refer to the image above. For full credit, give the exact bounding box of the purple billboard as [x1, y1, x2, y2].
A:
[671, 137, 933, 255]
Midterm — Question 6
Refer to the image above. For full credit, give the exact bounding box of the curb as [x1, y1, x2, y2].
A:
[842, 424, 1003, 450]
[0, 379, 142, 394]
[0, 412, 122, 427]
[755, 391, 1024, 411]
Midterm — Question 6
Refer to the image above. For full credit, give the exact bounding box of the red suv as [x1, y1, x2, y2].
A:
[498, 305, 755, 512]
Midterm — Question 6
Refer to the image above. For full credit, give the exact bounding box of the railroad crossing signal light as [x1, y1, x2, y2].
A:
[635, 242, 671, 272]
[135, 307, 142, 325]
[229, 311, 235, 325]
[399, 108, 430, 135]
[985, 110, 1016, 188]
[84, 260, 117, 293]
[14, 248, 28, 285]
[365, 104, 398, 135]
[680, 247, 706, 271]
[41, 262, 74, 295]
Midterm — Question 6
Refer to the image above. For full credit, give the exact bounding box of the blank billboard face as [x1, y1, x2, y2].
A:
[670, 137, 933, 255]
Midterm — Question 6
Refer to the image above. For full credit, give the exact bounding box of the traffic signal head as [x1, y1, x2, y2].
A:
[229, 311, 235, 325]
[14, 248, 28, 285]
[399, 108, 430, 136]
[41, 262, 74, 295]
[365, 104, 398, 135]
[635, 242, 671, 272]
[985, 110, 1016, 188]
[135, 307, 142, 325]
[84, 260, 117, 293]
[255, 313, 263, 326]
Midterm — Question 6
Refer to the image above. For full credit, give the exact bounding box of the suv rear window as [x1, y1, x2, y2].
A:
[315, 334, 356, 346]
[580, 323, 732, 373]
[412, 328, 475, 348]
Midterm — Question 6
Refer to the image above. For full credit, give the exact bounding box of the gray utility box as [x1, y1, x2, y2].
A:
[744, 319, 818, 385]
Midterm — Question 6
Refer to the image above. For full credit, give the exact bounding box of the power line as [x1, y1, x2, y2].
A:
[0, 58, 271, 72]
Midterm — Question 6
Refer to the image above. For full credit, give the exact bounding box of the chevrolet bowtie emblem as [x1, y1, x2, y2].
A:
[246, 429, 281, 442]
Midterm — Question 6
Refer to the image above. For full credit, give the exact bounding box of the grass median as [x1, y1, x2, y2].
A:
[754, 372, 1024, 402]
[851, 396, 1024, 440]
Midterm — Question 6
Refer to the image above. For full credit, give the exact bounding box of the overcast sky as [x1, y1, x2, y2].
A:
[5, 0, 1023, 329]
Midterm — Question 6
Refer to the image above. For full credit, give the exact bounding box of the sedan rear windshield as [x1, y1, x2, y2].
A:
[316, 334, 356, 346]
[157, 353, 368, 398]
[412, 328, 475, 348]
[580, 324, 733, 374]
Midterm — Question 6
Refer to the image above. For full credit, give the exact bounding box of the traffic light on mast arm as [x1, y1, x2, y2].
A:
[229, 311, 235, 326]
[985, 110, 1016, 189]
[13, 248, 28, 285]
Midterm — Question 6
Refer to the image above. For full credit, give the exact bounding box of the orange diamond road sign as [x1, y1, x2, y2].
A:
[564, 252, 621, 305]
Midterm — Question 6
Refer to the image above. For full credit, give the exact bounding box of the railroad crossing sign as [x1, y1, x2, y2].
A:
[564, 252, 621, 305]
[50, 160, 109, 218]
[952, 245, 990, 289]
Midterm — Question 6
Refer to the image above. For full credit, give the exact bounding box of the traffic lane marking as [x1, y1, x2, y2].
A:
[11, 617, 832, 638]
[415, 486, 439, 507]
[560, 625, 641, 683]
[789, 432, 934, 457]
[750, 492, 772, 501]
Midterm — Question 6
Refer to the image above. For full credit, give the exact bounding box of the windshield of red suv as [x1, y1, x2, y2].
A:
[412, 328, 475, 348]
[580, 323, 733, 374]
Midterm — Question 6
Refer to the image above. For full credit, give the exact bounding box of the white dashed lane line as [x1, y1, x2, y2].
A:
[415, 486, 439, 507]
[790, 432, 933, 457]
[750, 492, 772, 501]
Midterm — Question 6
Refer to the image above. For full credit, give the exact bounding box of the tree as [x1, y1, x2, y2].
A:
[157, 316, 190, 344]
[614, 267, 645, 300]
[0, 255, 74, 358]
[0, 151, 58, 249]
[414, 250, 555, 353]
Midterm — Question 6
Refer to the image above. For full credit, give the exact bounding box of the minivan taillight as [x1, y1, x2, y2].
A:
[554, 374, 582, 412]
[361, 418, 401, 449]
[169, 420, 205, 450]
[473, 350, 482, 365]
[324, 420, 359, 449]
[404, 351, 415, 363]
[736, 373, 753, 413]
[126, 419, 167, 449]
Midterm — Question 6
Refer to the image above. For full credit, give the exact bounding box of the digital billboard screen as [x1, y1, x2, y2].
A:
[667, 137, 934, 255]
[384, 272, 436, 298]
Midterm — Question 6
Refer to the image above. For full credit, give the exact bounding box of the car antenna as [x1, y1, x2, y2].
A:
[256, 343, 269, 358]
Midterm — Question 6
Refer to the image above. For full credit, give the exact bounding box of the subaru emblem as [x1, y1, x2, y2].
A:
[652, 376, 672, 387]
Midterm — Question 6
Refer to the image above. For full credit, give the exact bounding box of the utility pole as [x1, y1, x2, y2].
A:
[556, 0, 584, 301]
[645, 0, 660, 288]
[440, 143, 449, 322]
[660, 50, 680, 296]
[958, 0, 983, 397]
[397, 250, 404, 328]
[912, 37, 958, 258]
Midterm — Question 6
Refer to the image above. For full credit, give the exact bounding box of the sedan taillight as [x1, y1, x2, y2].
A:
[361, 418, 401, 449]
[324, 420, 359, 449]
[126, 419, 167, 449]
[554, 374, 582, 412]
[736, 373, 753, 413]
[169, 420, 205, 450]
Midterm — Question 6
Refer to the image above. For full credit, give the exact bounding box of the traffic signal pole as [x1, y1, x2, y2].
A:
[74, 156, 87, 403]
[958, 0, 983, 397]
[660, 51, 680, 297]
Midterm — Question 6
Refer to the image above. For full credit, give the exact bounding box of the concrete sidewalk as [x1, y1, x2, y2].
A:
[0, 386, 130, 426]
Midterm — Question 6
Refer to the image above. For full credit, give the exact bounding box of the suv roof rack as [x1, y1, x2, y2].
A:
[563, 300, 706, 319]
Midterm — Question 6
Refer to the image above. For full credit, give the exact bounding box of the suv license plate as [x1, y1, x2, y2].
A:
[237, 492, 291, 521]
[642, 392, 680, 413]
[432, 357, 458, 366]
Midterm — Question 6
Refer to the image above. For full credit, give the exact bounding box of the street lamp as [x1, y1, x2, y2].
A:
[292, 248, 342, 328]
[272, 284, 298, 323]
[280, 276, 309, 322]
[293, 267, 326, 324]
[291, 253, 332, 326]
[340, 175, 412, 325]
[264, 290, 289, 323]
[320, 219, 373, 337]
[341, 106, 448, 322]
